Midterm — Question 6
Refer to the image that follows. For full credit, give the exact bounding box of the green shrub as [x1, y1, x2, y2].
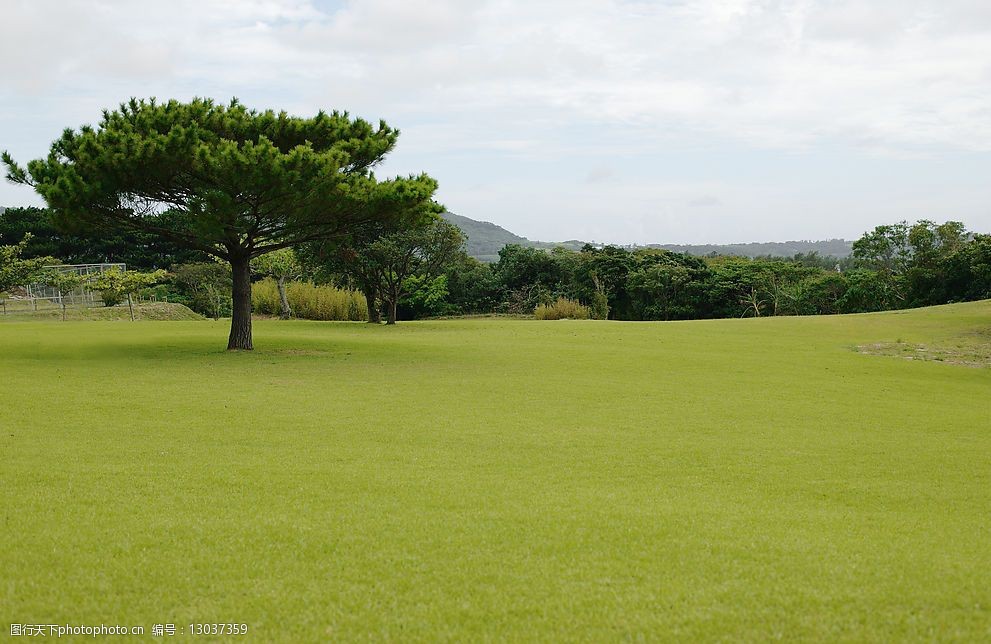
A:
[171, 262, 232, 319]
[534, 297, 591, 320]
[99, 291, 124, 307]
[252, 278, 367, 321]
[590, 291, 610, 320]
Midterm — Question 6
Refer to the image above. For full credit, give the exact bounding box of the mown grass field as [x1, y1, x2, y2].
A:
[2, 302, 989, 641]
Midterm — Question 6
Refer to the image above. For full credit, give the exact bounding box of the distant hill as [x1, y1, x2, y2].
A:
[643, 239, 853, 258]
[441, 212, 853, 262]
[440, 212, 533, 262]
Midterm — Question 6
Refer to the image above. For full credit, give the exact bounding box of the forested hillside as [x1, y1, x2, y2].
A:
[440, 211, 852, 261]
[647, 239, 853, 258]
[439, 212, 531, 262]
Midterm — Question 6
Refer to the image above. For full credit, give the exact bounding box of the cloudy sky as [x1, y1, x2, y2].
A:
[2, 0, 990, 244]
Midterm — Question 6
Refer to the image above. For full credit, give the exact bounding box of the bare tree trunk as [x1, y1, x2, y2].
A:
[386, 299, 398, 325]
[276, 276, 291, 320]
[228, 256, 253, 350]
[741, 287, 763, 317]
[364, 288, 381, 324]
[127, 292, 135, 321]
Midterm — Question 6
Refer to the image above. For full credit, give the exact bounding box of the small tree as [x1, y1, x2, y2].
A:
[589, 274, 610, 320]
[305, 220, 396, 324]
[38, 269, 87, 321]
[172, 262, 232, 319]
[89, 267, 168, 321]
[252, 249, 302, 319]
[0, 234, 53, 296]
[362, 218, 465, 324]
[627, 263, 693, 321]
[308, 204, 452, 324]
[740, 286, 766, 318]
[851, 222, 912, 307]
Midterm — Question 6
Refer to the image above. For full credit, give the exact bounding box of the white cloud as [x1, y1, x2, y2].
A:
[5, 0, 991, 149]
[2, 0, 990, 242]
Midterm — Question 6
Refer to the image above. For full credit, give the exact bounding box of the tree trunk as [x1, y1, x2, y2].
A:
[127, 292, 135, 321]
[277, 277, 291, 320]
[364, 288, 381, 324]
[228, 256, 253, 350]
[386, 299, 398, 325]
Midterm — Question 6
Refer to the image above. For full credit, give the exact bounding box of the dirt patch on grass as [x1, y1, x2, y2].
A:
[268, 348, 334, 357]
[857, 339, 991, 368]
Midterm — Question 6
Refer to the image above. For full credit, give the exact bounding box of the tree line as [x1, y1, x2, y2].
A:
[2, 98, 988, 350]
[3, 203, 988, 324]
[449, 219, 990, 320]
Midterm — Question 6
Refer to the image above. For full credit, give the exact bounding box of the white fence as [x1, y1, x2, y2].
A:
[2, 263, 127, 314]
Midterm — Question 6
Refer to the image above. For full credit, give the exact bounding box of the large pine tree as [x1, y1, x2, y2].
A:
[3, 97, 437, 349]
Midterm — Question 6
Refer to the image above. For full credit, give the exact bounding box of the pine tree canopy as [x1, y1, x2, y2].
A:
[2, 97, 438, 262]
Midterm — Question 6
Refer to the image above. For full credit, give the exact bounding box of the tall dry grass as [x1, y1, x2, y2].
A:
[252, 278, 367, 321]
[534, 297, 591, 320]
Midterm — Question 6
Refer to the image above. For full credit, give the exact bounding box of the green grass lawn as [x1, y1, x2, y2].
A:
[2, 302, 989, 641]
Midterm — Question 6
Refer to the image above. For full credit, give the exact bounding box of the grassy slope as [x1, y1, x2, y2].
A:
[1, 302, 989, 641]
[0, 301, 202, 321]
